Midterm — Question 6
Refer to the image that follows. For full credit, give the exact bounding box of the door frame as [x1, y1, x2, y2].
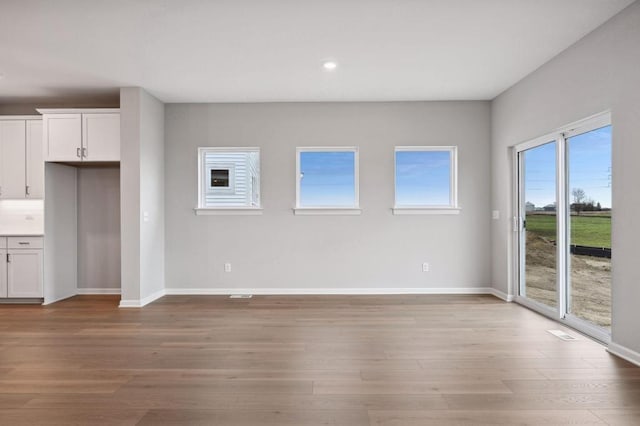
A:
[511, 111, 612, 344]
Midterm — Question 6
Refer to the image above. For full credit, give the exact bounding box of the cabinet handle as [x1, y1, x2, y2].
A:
[18, 242, 30, 245]
[25, 185, 30, 196]
[82, 147, 87, 158]
[77, 147, 81, 158]
[7, 254, 10, 263]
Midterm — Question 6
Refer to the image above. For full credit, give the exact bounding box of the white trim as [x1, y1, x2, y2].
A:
[43, 292, 75, 306]
[608, 342, 640, 367]
[296, 146, 360, 209]
[0, 115, 42, 120]
[164, 287, 495, 296]
[119, 288, 166, 308]
[36, 108, 120, 114]
[512, 111, 611, 153]
[514, 295, 558, 318]
[563, 111, 611, 138]
[293, 207, 361, 216]
[392, 207, 460, 215]
[76, 288, 121, 295]
[195, 207, 263, 216]
[562, 314, 611, 345]
[489, 287, 514, 302]
[394, 146, 459, 209]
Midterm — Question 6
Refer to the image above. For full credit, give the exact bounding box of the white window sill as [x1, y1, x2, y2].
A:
[392, 207, 461, 215]
[293, 207, 362, 216]
[194, 207, 263, 216]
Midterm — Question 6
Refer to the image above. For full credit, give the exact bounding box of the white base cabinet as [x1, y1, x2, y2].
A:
[0, 248, 6, 297]
[0, 237, 43, 299]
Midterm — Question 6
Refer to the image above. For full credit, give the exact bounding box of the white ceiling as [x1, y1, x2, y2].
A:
[0, 0, 634, 104]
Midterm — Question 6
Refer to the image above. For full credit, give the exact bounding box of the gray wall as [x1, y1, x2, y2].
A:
[77, 167, 121, 290]
[120, 88, 141, 303]
[491, 2, 640, 353]
[165, 102, 491, 292]
[139, 90, 166, 300]
[120, 87, 165, 305]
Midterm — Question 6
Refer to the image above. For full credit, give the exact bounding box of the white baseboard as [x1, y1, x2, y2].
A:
[607, 342, 640, 367]
[119, 288, 166, 308]
[488, 288, 514, 302]
[76, 288, 121, 295]
[164, 287, 496, 296]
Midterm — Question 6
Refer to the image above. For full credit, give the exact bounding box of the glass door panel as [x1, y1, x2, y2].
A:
[567, 125, 612, 329]
[520, 141, 558, 309]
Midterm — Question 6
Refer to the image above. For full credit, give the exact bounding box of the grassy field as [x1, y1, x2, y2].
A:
[526, 213, 611, 248]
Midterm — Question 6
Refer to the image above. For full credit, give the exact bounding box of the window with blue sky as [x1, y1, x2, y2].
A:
[297, 148, 358, 208]
[394, 147, 457, 207]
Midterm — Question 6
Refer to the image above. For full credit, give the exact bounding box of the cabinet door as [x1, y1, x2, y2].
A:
[82, 113, 120, 161]
[43, 114, 82, 161]
[0, 250, 7, 298]
[0, 120, 27, 199]
[7, 249, 43, 298]
[26, 120, 44, 198]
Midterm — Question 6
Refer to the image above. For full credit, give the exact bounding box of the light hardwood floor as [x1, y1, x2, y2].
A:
[0, 294, 639, 425]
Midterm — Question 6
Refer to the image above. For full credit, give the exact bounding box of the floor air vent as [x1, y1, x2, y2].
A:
[229, 294, 253, 299]
[547, 329, 577, 341]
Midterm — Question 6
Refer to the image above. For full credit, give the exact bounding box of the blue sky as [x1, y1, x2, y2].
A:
[396, 151, 451, 206]
[524, 125, 611, 208]
[300, 151, 356, 206]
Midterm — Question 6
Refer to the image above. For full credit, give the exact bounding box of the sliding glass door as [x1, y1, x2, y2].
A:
[519, 141, 558, 311]
[566, 125, 612, 330]
[515, 113, 612, 341]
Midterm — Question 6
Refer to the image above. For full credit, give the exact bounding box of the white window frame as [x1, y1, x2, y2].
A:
[393, 146, 460, 215]
[195, 147, 263, 215]
[294, 146, 361, 215]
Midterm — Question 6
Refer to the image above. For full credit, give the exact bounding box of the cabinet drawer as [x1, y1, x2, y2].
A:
[0, 237, 6, 249]
[8, 237, 43, 249]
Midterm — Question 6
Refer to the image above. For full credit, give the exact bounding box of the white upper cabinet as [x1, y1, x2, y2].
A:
[39, 109, 120, 162]
[0, 120, 26, 199]
[43, 114, 82, 161]
[83, 113, 120, 161]
[26, 120, 44, 198]
[0, 118, 43, 200]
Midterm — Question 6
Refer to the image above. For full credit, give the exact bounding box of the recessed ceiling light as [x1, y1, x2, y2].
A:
[322, 61, 337, 71]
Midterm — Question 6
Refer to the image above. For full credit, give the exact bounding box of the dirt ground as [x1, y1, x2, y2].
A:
[524, 232, 611, 328]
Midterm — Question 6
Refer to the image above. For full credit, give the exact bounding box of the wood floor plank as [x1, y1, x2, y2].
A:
[136, 408, 370, 426]
[503, 378, 640, 394]
[590, 409, 640, 425]
[360, 368, 546, 381]
[444, 391, 640, 410]
[313, 379, 513, 395]
[368, 409, 606, 425]
[0, 408, 147, 426]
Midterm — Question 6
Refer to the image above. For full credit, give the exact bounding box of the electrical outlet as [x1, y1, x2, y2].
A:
[492, 210, 500, 220]
[224, 263, 232, 272]
[422, 262, 430, 272]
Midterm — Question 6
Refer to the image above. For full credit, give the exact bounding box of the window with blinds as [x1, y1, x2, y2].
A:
[198, 147, 260, 208]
